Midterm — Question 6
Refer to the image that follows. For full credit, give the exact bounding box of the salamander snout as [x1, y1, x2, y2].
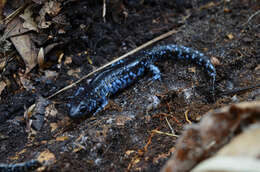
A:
[69, 101, 89, 118]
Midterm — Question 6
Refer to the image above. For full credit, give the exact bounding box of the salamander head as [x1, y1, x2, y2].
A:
[68, 100, 97, 118]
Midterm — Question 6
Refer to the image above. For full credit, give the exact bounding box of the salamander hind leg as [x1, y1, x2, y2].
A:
[148, 64, 161, 81]
[93, 98, 109, 116]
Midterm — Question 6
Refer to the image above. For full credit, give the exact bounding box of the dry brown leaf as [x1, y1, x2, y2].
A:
[38, 1, 61, 28]
[115, 115, 133, 126]
[0, 0, 6, 21]
[161, 101, 260, 172]
[32, 0, 45, 4]
[44, 70, 58, 80]
[50, 123, 58, 132]
[200, 2, 216, 10]
[0, 80, 6, 97]
[5, 17, 29, 37]
[227, 33, 234, 39]
[37, 149, 56, 164]
[211, 56, 221, 66]
[192, 124, 260, 172]
[64, 56, 72, 65]
[37, 47, 45, 70]
[188, 67, 196, 73]
[6, 18, 38, 73]
[43, 1, 61, 16]
[56, 136, 69, 141]
[20, 75, 35, 91]
[45, 104, 58, 117]
[20, 5, 38, 32]
[217, 124, 260, 157]
[125, 150, 135, 155]
[67, 68, 81, 78]
[9, 148, 27, 160]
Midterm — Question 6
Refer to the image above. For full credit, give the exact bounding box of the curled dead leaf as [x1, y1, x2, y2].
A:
[6, 18, 38, 73]
[37, 149, 56, 164]
[227, 33, 234, 39]
[211, 56, 221, 66]
[20, 5, 38, 32]
[20, 75, 35, 91]
[161, 101, 260, 172]
[37, 47, 45, 70]
[0, 80, 6, 97]
[50, 123, 58, 132]
[56, 136, 69, 141]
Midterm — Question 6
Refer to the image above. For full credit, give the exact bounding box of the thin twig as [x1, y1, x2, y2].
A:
[3, 3, 28, 25]
[151, 129, 179, 138]
[165, 117, 175, 135]
[102, 0, 106, 22]
[185, 110, 192, 124]
[242, 10, 260, 26]
[47, 28, 179, 99]
[219, 83, 260, 96]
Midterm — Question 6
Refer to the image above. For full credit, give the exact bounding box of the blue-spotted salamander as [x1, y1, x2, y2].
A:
[0, 160, 41, 172]
[68, 44, 216, 118]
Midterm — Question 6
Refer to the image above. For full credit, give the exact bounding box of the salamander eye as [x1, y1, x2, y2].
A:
[79, 104, 87, 113]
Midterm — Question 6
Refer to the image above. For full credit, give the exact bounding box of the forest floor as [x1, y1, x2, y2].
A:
[0, 0, 259, 171]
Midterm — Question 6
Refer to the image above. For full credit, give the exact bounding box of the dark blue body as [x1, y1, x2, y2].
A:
[68, 45, 216, 118]
[0, 160, 41, 172]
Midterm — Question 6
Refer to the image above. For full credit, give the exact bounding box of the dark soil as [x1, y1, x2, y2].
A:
[0, 0, 260, 171]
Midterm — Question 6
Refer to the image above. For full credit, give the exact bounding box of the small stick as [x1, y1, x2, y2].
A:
[102, 0, 106, 22]
[242, 10, 260, 26]
[151, 129, 179, 138]
[165, 117, 175, 135]
[184, 110, 192, 124]
[219, 83, 260, 96]
[47, 28, 179, 99]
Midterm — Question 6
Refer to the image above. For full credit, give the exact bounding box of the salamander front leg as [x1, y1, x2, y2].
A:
[93, 98, 109, 116]
[148, 64, 161, 81]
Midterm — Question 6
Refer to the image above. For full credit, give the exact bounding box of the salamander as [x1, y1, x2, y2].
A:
[68, 44, 216, 118]
[0, 160, 41, 172]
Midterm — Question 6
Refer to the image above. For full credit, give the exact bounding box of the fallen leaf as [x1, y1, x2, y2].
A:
[44, 70, 58, 80]
[37, 149, 56, 164]
[20, 75, 35, 91]
[6, 18, 38, 73]
[43, 1, 61, 16]
[200, 2, 216, 10]
[217, 124, 260, 157]
[0, 57, 6, 70]
[38, 1, 61, 28]
[37, 47, 45, 70]
[125, 150, 135, 155]
[227, 33, 234, 39]
[64, 56, 72, 65]
[211, 56, 221, 66]
[133, 158, 140, 165]
[0, 80, 6, 97]
[116, 115, 133, 126]
[50, 122, 58, 132]
[188, 67, 196, 73]
[255, 64, 260, 71]
[56, 136, 69, 141]
[20, 5, 38, 32]
[32, 0, 45, 4]
[0, 0, 7, 21]
[45, 104, 58, 117]
[9, 148, 27, 160]
[224, 8, 231, 13]
[67, 68, 81, 78]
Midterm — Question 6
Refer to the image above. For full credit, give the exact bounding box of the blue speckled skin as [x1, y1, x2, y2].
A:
[0, 160, 41, 172]
[69, 44, 216, 118]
